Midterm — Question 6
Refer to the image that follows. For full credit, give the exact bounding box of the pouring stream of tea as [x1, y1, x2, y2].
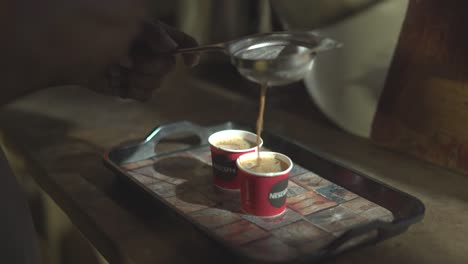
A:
[256, 82, 267, 163]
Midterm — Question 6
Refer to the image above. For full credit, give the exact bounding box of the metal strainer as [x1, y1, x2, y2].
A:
[176, 31, 342, 86]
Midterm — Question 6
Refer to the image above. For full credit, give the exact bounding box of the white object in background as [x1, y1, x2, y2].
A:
[304, 0, 409, 138]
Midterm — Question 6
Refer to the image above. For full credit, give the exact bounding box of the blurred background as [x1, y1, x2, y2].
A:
[152, 0, 408, 138]
[27, 1, 411, 263]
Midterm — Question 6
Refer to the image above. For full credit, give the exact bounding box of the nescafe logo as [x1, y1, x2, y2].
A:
[268, 179, 288, 208]
[212, 153, 237, 181]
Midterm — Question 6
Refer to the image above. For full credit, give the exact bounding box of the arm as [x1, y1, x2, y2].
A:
[0, 1, 199, 263]
[0, 148, 40, 264]
[0, 0, 198, 105]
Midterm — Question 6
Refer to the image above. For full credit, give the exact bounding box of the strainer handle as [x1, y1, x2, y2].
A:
[173, 43, 226, 54]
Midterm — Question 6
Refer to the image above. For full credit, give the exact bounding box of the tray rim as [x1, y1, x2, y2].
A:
[103, 120, 425, 264]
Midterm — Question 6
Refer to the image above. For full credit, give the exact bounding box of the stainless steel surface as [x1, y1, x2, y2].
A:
[177, 31, 341, 86]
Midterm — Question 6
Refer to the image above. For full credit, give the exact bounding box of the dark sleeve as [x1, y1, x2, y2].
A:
[0, 148, 40, 264]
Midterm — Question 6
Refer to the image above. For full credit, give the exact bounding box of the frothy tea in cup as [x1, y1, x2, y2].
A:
[214, 137, 255, 150]
[238, 151, 292, 216]
[241, 156, 288, 173]
[209, 130, 262, 190]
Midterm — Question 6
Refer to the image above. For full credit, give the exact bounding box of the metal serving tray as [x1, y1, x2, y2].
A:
[104, 121, 425, 263]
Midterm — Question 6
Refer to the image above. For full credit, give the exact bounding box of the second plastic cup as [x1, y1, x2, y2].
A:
[237, 151, 293, 217]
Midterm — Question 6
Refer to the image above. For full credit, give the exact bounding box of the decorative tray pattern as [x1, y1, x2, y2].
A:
[104, 121, 425, 263]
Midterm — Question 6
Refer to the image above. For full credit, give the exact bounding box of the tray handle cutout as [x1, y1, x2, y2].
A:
[107, 121, 235, 164]
[324, 220, 407, 256]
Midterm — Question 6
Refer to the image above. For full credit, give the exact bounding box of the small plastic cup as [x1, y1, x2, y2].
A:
[237, 151, 293, 217]
[208, 130, 263, 190]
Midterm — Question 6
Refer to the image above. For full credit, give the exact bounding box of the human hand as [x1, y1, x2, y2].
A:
[87, 21, 199, 101]
[7, 0, 199, 102]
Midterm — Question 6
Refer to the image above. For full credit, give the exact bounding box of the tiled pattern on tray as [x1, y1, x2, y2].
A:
[122, 145, 394, 262]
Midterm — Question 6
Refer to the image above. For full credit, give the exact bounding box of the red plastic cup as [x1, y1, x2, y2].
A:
[208, 130, 263, 190]
[237, 152, 293, 217]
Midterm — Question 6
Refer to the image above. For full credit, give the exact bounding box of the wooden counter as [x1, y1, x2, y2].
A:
[0, 65, 467, 263]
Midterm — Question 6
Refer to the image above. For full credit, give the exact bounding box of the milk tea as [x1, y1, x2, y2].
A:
[241, 156, 288, 173]
[214, 137, 255, 150]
